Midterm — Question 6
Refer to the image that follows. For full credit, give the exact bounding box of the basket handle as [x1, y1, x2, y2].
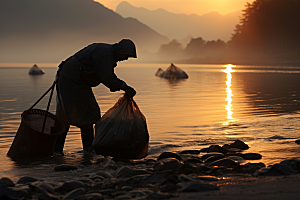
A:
[29, 79, 58, 110]
[29, 75, 63, 134]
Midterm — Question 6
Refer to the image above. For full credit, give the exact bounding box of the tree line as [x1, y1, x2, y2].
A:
[155, 0, 300, 65]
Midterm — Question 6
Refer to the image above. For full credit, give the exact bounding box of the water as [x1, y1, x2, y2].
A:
[1, 63, 300, 180]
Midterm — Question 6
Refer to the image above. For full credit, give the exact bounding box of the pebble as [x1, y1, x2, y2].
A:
[241, 153, 262, 160]
[128, 189, 147, 197]
[269, 163, 297, 175]
[38, 192, 59, 200]
[227, 155, 245, 163]
[209, 158, 238, 168]
[116, 166, 149, 178]
[207, 145, 228, 154]
[3, 140, 300, 199]
[17, 176, 38, 184]
[114, 194, 132, 199]
[37, 183, 55, 193]
[280, 158, 300, 172]
[295, 139, 300, 144]
[140, 174, 167, 185]
[54, 164, 78, 171]
[199, 147, 209, 153]
[5, 187, 29, 199]
[185, 157, 203, 164]
[233, 162, 265, 174]
[0, 177, 15, 187]
[227, 148, 243, 153]
[148, 192, 170, 199]
[95, 171, 113, 179]
[255, 163, 297, 176]
[160, 184, 178, 192]
[63, 188, 86, 199]
[157, 152, 183, 161]
[77, 178, 94, 185]
[201, 153, 225, 161]
[121, 186, 133, 191]
[103, 159, 117, 170]
[90, 175, 105, 182]
[154, 158, 184, 172]
[58, 181, 86, 193]
[196, 164, 211, 173]
[78, 193, 104, 200]
[227, 140, 249, 150]
[179, 150, 200, 155]
[178, 174, 195, 182]
[90, 182, 103, 191]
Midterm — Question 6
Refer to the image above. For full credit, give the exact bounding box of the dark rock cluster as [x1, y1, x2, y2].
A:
[1, 140, 300, 200]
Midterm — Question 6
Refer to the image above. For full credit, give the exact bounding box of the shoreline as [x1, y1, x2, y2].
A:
[1, 140, 300, 199]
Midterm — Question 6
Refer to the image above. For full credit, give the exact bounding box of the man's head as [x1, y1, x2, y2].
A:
[114, 39, 137, 61]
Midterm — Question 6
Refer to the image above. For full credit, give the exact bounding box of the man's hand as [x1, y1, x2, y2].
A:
[122, 85, 136, 98]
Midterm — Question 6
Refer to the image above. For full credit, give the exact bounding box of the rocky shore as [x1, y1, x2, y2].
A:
[1, 140, 300, 200]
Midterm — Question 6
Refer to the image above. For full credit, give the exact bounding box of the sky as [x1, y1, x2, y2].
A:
[96, 0, 256, 15]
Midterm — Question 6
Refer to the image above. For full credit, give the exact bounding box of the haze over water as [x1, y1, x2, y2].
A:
[1, 63, 300, 179]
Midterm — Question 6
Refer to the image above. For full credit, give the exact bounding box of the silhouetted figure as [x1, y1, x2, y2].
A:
[54, 39, 137, 154]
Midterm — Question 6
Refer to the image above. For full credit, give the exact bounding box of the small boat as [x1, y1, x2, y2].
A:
[155, 63, 188, 79]
[29, 64, 44, 75]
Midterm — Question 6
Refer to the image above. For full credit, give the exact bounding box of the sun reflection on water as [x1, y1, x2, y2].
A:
[222, 64, 236, 120]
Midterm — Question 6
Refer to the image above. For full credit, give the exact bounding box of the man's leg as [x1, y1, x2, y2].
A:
[80, 124, 94, 152]
[54, 125, 70, 155]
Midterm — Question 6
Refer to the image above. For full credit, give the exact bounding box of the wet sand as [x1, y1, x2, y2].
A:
[172, 174, 300, 200]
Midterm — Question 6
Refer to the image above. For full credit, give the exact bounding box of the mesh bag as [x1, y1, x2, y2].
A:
[93, 95, 149, 159]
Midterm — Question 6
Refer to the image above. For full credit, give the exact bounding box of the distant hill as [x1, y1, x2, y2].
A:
[116, 1, 241, 43]
[0, 0, 169, 63]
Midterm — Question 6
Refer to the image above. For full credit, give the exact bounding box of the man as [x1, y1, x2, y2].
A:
[54, 39, 137, 154]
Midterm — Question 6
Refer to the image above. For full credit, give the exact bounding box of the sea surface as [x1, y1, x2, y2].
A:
[1, 63, 300, 180]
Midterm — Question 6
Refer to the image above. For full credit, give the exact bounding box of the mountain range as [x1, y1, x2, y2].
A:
[116, 1, 242, 43]
[0, 0, 168, 63]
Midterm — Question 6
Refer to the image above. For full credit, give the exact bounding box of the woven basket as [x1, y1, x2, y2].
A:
[7, 109, 65, 158]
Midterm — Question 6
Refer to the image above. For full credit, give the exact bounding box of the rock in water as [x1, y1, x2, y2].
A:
[207, 145, 228, 154]
[29, 64, 44, 75]
[209, 158, 237, 168]
[157, 152, 183, 161]
[201, 153, 225, 162]
[241, 153, 262, 160]
[54, 164, 78, 171]
[17, 176, 38, 184]
[155, 63, 188, 79]
[255, 163, 297, 176]
[227, 140, 249, 150]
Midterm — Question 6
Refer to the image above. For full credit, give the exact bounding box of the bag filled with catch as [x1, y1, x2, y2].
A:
[92, 95, 149, 159]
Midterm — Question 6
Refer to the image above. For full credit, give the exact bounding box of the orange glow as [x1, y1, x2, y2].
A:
[96, 0, 256, 15]
[222, 64, 236, 120]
